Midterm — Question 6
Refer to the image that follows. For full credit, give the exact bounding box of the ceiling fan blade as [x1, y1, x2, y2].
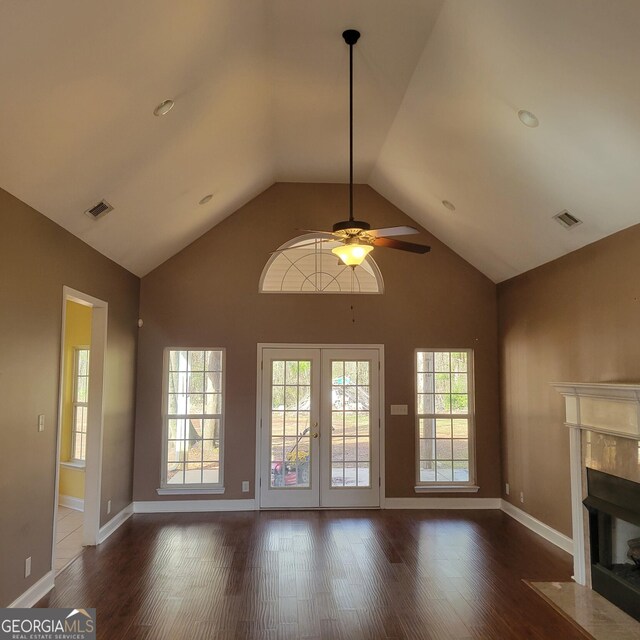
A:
[270, 238, 334, 254]
[373, 237, 431, 254]
[296, 228, 337, 236]
[368, 226, 419, 238]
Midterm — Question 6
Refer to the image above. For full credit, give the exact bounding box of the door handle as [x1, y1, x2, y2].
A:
[313, 432, 319, 439]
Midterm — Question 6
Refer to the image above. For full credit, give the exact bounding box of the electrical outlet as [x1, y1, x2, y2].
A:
[25, 557, 31, 578]
[107, 500, 112, 515]
[38, 414, 45, 432]
[242, 481, 250, 493]
[505, 483, 510, 496]
[519, 491, 524, 504]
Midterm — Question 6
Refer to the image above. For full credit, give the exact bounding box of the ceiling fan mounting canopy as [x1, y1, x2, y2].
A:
[342, 29, 361, 46]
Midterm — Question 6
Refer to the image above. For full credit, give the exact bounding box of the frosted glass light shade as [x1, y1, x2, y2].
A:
[332, 243, 373, 266]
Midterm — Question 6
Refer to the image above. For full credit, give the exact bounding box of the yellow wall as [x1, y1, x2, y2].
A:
[58, 300, 92, 500]
[59, 465, 85, 499]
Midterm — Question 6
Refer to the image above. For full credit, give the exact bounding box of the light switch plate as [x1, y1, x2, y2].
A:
[390, 404, 408, 415]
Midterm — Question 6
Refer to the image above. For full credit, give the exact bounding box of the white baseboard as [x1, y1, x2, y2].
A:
[58, 495, 84, 512]
[129, 498, 571, 557]
[9, 570, 55, 608]
[501, 499, 574, 555]
[384, 497, 502, 509]
[134, 499, 257, 513]
[97, 503, 133, 544]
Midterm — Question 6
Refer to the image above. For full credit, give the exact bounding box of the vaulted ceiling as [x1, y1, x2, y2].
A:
[2, 0, 640, 281]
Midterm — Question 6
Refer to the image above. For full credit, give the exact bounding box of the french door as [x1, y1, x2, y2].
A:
[259, 346, 381, 508]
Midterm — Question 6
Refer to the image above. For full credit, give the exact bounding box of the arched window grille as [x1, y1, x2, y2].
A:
[259, 234, 384, 294]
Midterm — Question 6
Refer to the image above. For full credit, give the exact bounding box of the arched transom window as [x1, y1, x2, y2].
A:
[260, 234, 384, 294]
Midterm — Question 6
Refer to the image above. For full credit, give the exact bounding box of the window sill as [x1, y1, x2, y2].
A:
[414, 485, 479, 494]
[156, 486, 225, 496]
[60, 461, 86, 470]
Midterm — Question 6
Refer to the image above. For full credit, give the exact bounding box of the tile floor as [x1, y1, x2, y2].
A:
[55, 505, 84, 572]
[529, 581, 640, 640]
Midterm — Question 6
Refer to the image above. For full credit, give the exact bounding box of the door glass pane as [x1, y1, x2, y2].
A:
[331, 360, 371, 488]
[270, 360, 311, 488]
[357, 463, 369, 486]
[332, 412, 344, 435]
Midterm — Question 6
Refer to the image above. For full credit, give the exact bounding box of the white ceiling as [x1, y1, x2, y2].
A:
[2, 0, 640, 281]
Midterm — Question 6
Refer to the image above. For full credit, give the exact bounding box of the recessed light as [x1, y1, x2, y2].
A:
[442, 200, 456, 211]
[518, 109, 539, 128]
[153, 99, 174, 117]
[199, 194, 213, 205]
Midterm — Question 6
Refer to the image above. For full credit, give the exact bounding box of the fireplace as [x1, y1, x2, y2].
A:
[552, 382, 640, 589]
[584, 468, 640, 621]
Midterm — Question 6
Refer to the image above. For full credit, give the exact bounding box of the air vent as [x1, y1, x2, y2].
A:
[553, 210, 582, 229]
[84, 199, 113, 220]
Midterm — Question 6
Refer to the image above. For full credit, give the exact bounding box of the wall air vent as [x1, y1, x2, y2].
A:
[553, 210, 582, 229]
[84, 199, 113, 220]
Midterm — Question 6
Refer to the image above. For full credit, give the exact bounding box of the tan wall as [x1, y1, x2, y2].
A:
[0, 188, 139, 606]
[498, 223, 640, 537]
[134, 183, 501, 502]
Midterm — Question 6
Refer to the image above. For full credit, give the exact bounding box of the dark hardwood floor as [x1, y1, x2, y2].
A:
[38, 509, 588, 639]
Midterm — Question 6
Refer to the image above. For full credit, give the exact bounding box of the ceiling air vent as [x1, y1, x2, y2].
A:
[553, 210, 582, 229]
[84, 199, 113, 220]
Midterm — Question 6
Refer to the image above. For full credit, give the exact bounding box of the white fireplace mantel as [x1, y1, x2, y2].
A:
[552, 382, 640, 440]
[551, 381, 640, 587]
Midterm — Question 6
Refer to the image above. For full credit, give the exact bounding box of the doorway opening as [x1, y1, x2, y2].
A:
[55, 300, 91, 570]
[52, 287, 108, 574]
[256, 344, 384, 509]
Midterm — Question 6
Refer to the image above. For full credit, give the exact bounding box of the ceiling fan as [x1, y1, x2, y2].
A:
[281, 29, 431, 267]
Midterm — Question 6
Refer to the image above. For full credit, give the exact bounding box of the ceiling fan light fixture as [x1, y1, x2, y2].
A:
[332, 242, 373, 266]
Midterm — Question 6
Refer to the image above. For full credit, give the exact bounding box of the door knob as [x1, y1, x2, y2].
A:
[313, 432, 319, 439]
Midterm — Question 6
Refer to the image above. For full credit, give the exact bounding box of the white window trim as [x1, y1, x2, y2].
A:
[156, 487, 225, 495]
[159, 347, 226, 493]
[61, 460, 86, 470]
[414, 348, 477, 492]
[70, 346, 90, 464]
[414, 485, 479, 493]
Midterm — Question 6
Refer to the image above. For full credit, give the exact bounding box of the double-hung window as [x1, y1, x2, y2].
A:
[415, 350, 476, 491]
[162, 348, 225, 491]
[71, 347, 90, 463]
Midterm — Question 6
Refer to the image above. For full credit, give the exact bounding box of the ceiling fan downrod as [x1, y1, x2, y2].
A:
[343, 29, 360, 225]
[333, 29, 369, 235]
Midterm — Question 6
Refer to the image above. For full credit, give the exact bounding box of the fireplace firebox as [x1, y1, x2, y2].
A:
[584, 468, 640, 622]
